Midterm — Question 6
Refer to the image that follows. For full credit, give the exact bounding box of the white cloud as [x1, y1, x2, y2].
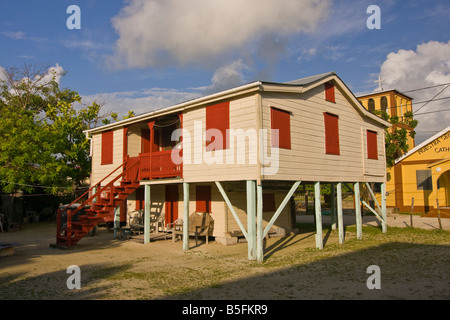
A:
[379, 40, 450, 144]
[106, 0, 331, 70]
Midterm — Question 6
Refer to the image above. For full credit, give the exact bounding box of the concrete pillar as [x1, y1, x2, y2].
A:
[314, 182, 323, 250]
[144, 184, 151, 244]
[337, 182, 344, 244]
[246, 180, 256, 260]
[183, 182, 190, 251]
[354, 182, 362, 240]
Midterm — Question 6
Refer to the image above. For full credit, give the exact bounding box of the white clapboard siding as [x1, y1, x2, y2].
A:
[183, 94, 260, 183]
[261, 84, 386, 182]
[91, 127, 124, 186]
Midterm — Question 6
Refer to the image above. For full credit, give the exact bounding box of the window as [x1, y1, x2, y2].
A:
[367, 130, 378, 160]
[368, 99, 375, 113]
[206, 102, 229, 151]
[324, 82, 335, 103]
[263, 193, 276, 212]
[196, 185, 211, 213]
[324, 113, 340, 155]
[416, 170, 433, 191]
[271, 107, 291, 149]
[101, 131, 113, 165]
[380, 96, 388, 113]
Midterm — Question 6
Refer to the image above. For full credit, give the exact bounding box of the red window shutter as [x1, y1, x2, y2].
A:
[101, 131, 114, 164]
[271, 107, 291, 149]
[206, 102, 229, 151]
[325, 82, 335, 103]
[324, 113, 340, 155]
[367, 130, 378, 160]
[141, 129, 151, 154]
[196, 186, 211, 213]
[263, 193, 276, 212]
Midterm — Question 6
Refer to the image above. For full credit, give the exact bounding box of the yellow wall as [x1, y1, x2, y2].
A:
[394, 130, 450, 212]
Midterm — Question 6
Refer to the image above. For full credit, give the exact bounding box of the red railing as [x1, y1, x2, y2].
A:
[58, 158, 140, 246]
[139, 150, 182, 180]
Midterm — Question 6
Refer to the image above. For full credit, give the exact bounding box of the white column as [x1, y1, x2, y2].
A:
[354, 182, 362, 240]
[337, 182, 344, 244]
[183, 182, 190, 251]
[144, 184, 151, 244]
[256, 184, 264, 262]
[247, 180, 256, 260]
[314, 182, 323, 250]
[381, 182, 387, 233]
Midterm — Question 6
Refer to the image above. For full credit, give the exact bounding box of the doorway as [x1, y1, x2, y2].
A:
[165, 185, 179, 225]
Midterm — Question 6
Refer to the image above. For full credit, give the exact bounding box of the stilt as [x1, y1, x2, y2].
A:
[144, 184, 151, 244]
[337, 182, 344, 244]
[330, 183, 336, 230]
[246, 180, 256, 260]
[183, 182, 190, 251]
[381, 182, 387, 233]
[113, 205, 120, 239]
[314, 182, 323, 250]
[256, 184, 264, 262]
[354, 182, 362, 240]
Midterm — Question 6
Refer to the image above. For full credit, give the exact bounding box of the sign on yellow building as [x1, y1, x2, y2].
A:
[391, 127, 450, 215]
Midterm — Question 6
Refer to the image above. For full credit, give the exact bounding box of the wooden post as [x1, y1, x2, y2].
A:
[256, 184, 264, 262]
[314, 182, 323, 250]
[436, 199, 443, 230]
[381, 182, 387, 233]
[337, 182, 344, 244]
[410, 197, 414, 228]
[330, 183, 336, 230]
[113, 204, 120, 239]
[354, 182, 362, 240]
[183, 182, 190, 250]
[246, 180, 256, 260]
[144, 184, 151, 244]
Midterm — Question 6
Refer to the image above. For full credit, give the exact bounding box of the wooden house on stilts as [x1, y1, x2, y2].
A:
[55, 72, 391, 261]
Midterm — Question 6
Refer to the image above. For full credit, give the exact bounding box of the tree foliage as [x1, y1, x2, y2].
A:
[376, 110, 418, 168]
[0, 64, 130, 195]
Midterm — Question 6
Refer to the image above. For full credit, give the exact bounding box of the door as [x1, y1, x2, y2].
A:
[165, 185, 179, 225]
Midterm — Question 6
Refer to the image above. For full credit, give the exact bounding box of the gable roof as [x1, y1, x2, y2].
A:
[395, 126, 450, 164]
[85, 72, 391, 135]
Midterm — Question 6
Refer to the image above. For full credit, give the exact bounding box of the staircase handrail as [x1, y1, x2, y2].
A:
[69, 158, 141, 218]
[65, 161, 126, 210]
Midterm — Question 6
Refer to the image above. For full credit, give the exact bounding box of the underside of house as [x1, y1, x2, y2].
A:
[54, 72, 391, 261]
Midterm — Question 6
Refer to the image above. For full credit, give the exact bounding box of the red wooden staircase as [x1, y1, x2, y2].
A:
[55, 157, 141, 247]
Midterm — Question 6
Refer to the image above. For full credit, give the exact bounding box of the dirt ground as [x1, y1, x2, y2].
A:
[0, 213, 449, 300]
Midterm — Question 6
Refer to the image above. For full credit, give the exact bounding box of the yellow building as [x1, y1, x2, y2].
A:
[392, 126, 450, 216]
[357, 89, 415, 152]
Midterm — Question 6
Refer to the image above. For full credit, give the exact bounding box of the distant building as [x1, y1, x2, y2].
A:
[393, 126, 450, 216]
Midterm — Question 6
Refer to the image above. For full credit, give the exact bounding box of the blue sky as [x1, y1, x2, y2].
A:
[1, 0, 450, 144]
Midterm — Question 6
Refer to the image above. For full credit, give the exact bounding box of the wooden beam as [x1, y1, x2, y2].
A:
[144, 184, 151, 244]
[246, 180, 256, 260]
[183, 182, 190, 251]
[263, 181, 301, 238]
[365, 182, 382, 214]
[337, 182, 344, 244]
[256, 184, 264, 262]
[362, 200, 383, 221]
[354, 182, 362, 240]
[330, 183, 336, 230]
[215, 181, 249, 241]
[314, 182, 323, 250]
[381, 182, 387, 233]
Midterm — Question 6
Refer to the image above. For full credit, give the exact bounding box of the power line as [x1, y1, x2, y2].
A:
[413, 84, 450, 114]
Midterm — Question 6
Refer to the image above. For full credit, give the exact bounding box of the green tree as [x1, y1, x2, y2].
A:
[0, 64, 130, 195]
[377, 110, 418, 168]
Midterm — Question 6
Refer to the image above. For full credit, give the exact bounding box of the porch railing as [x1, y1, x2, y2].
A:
[138, 150, 182, 180]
